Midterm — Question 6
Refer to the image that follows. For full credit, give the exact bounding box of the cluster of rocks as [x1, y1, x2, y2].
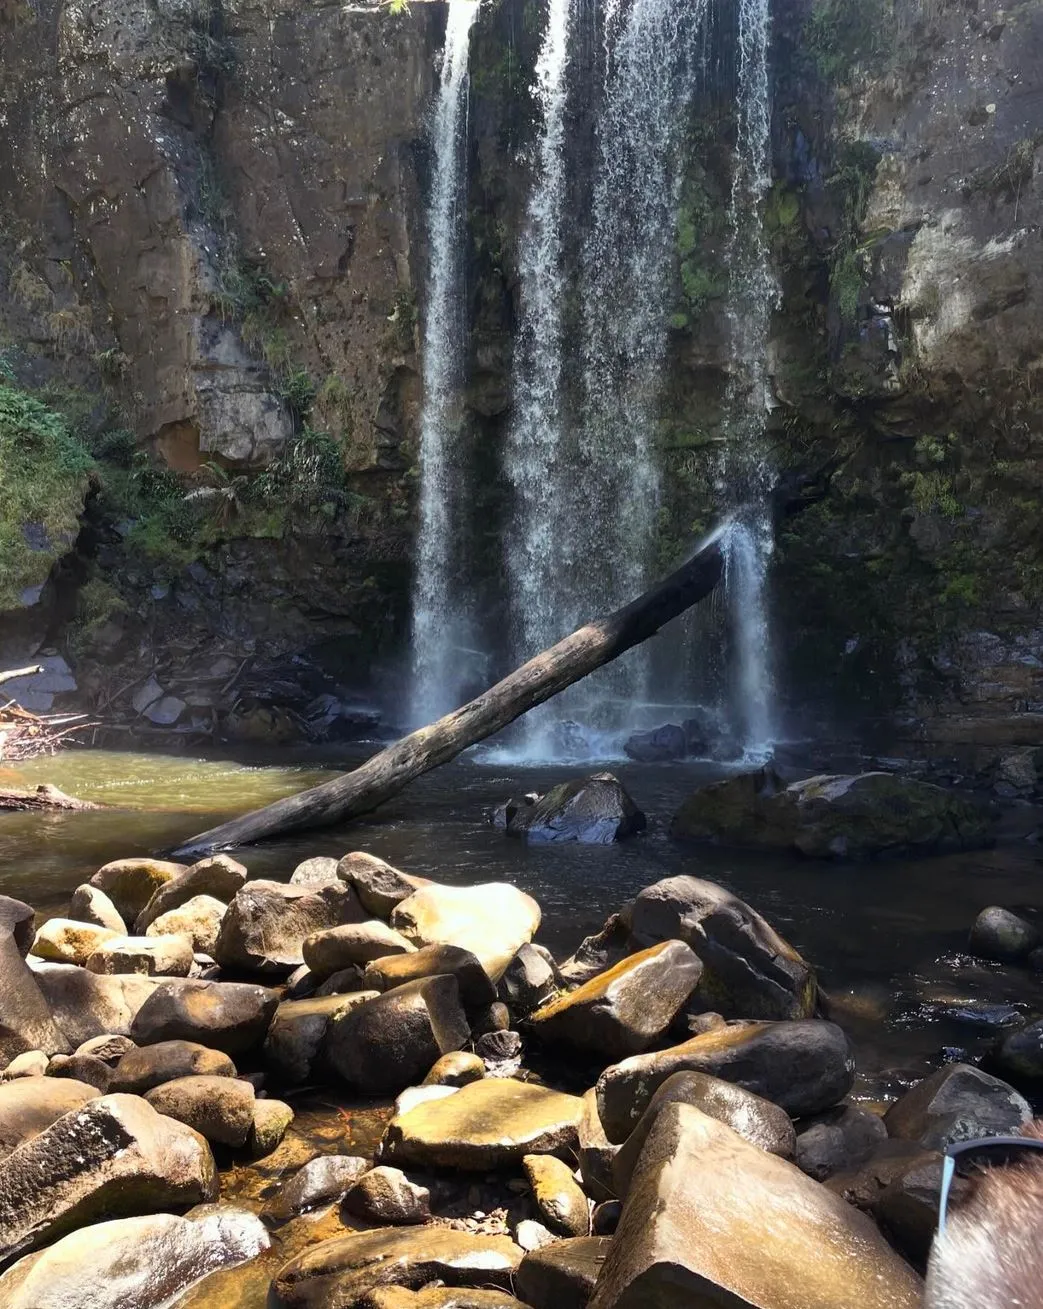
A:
[1, 850, 1039, 1306]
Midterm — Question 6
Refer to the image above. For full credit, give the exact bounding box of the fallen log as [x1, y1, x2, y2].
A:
[0, 784, 105, 812]
[169, 473, 834, 859]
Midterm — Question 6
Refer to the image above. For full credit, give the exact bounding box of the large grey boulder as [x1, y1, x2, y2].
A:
[628, 875, 817, 1020]
[337, 852, 432, 917]
[215, 879, 365, 976]
[325, 976, 468, 1095]
[884, 1062, 1032, 1149]
[145, 1074, 256, 1147]
[112, 1039, 237, 1093]
[595, 1019, 854, 1142]
[0, 896, 36, 956]
[134, 855, 246, 933]
[0, 1093, 217, 1262]
[500, 773, 646, 845]
[129, 979, 279, 1056]
[263, 992, 377, 1084]
[0, 935, 70, 1066]
[671, 768, 993, 858]
[0, 1207, 268, 1309]
[588, 1104, 922, 1309]
[364, 944, 497, 1008]
[88, 859, 187, 922]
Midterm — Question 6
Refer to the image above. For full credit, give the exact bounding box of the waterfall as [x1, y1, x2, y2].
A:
[409, 0, 480, 727]
[721, 0, 777, 757]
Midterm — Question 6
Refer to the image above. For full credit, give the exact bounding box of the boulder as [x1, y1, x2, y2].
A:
[395, 1085, 460, 1117]
[315, 966, 367, 996]
[112, 1039, 237, 1093]
[0, 896, 35, 957]
[884, 1062, 1032, 1148]
[86, 933, 195, 977]
[559, 916, 631, 987]
[30, 919, 120, 966]
[273, 1228, 523, 1309]
[516, 1237, 611, 1309]
[46, 1053, 113, 1092]
[501, 774, 646, 845]
[147, 896, 227, 955]
[795, 1104, 888, 1181]
[0, 1093, 217, 1262]
[529, 941, 703, 1059]
[89, 858, 187, 921]
[0, 1077, 100, 1159]
[337, 852, 432, 917]
[263, 992, 378, 1085]
[0, 934, 70, 1064]
[145, 1074, 256, 1147]
[475, 1029, 522, 1062]
[325, 977, 469, 1095]
[249, 1097, 294, 1156]
[215, 879, 365, 976]
[591, 1201, 621, 1235]
[423, 1051, 485, 1087]
[523, 1154, 590, 1237]
[498, 944, 558, 1015]
[1, 1051, 48, 1079]
[514, 1219, 557, 1253]
[74, 1034, 136, 1065]
[671, 768, 993, 858]
[134, 855, 246, 933]
[988, 1017, 1043, 1087]
[577, 1089, 619, 1203]
[628, 876, 817, 1021]
[67, 885, 125, 935]
[365, 944, 498, 1008]
[612, 1071, 797, 1195]
[363, 1293, 527, 1309]
[588, 1104, 922, 1309]
[129, 979, 279, 1055]
[969, 906, 1040, 962]
[623, 724, 687, 763]
[290, 856, 342, 888]
[472, 1001, 511, 1035]
[391, 883, 541, 982]
[344, 1166, 431, 1224]
[263, 1154, 370, 1223]
[381, 1077, 584, 1170]
[872, 1152, 969, 1267]
[595, 1020, 854, 1142]
[0, 1207, 269, 1309]
[303, 921, 416, 977]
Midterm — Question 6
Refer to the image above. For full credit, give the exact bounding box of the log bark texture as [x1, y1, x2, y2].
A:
[170, 528, 729, 857]
[0, 784, 104, 812]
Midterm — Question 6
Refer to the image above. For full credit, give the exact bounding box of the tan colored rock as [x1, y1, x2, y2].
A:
[147, 895, 227, 955]
[272, 1226, 523, 1309]
[128, 979, 279, 1056]
[264, 991, 378, 1084]
[576, 1088, 619, 1203]
[0, 1093, 217, 1262]
[304, 920, 416, 977]
[0, 1207, 269, 1309]
[86, 933, 194, 977]
[25, 963, 176, 1047]
[134, 856, 246, 933]
[529, 941, 703, 1059]
[0, 896, 35, 957]
[290, 856, 342, 887]
[0, 1077, 100, 1159]
[1, 1050, 49, 1079]
[74, 1034, 136, 1065]
[395, 1085, 460, 1117]
[595, 1020, 854, 1142]
[337, 852, 432, 917]
[145, 1073, 256, 1146]
[31, 919, 120, 966]
[89, 859, 187, 921]
[215, 879, 365, 976]
[326, 977, 469, 1095]
[588, 1104, 922, 1309]
[422, 1051, 485, 1087]
[344, 1165, 431, 1224]
[390, 883, 541, 982]
[0, 935, 70, 1064]
[364, 944, 498, 1008]
[382, 1077, 584, 1170]
[516, 1238, 611, 1309]
[263, 1154, 370, 1223]
[112, 1039, 237, 1093]
[46, 1052, 113, 1093]
[363, 1292, 527, 1309]
[524, 1154, 590, 1237]
[249, 1097, 294, 1157]
[67, 884, 126, 935]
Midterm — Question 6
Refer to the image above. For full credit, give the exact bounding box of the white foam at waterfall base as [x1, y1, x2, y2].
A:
[409, 0, 480, 728]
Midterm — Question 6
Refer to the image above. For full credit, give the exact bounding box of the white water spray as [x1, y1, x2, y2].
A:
[410, 0, 480, 726]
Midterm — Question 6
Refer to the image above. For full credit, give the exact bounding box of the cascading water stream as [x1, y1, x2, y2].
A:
[409, 0, 480, 727]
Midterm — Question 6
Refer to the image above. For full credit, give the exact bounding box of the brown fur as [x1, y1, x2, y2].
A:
[926, 1123, 1043, 1308]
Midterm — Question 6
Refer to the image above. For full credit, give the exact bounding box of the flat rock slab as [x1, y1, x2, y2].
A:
[381, 1077, 584, 1170]
[391, 883, 541, 983]
[272, 1226, 523, 1309]
[529, 941, 703, 1059]
[589, 1104, 923, 1309]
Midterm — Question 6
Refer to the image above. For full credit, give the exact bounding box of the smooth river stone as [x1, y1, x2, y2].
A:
[390, 883, 541, 983]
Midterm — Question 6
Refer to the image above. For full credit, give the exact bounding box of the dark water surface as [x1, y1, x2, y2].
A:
[4, 746, 1043, 1102]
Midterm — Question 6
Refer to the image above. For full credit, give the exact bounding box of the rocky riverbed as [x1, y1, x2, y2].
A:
[1, 768, 1042, 1306]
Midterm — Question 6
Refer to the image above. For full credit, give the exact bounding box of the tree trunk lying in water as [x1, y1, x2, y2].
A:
[169, 474, 833, 858]
[0, 784, 104, 812]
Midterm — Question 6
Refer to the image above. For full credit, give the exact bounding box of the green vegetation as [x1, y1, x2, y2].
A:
[0, 384, 94, 609]
[825, 142, 881, 330]
[674, 173, 727, 326]
[803, 0, 894, 81]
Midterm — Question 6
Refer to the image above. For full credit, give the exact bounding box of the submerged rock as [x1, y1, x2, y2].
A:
[0, 1207, 269, 1309]
[969, 905, 1040, 962]
[587, 1104, 922, 1309]
[671, 768, 993, 858]
[884, 1062, 1032, 1149]
[500, 773, 646, 845]
[528, 941, 703, 1058]
[623, 723, 687, 762]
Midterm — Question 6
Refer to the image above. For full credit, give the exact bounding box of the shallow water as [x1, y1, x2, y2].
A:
[5, 745, 1043, 1101]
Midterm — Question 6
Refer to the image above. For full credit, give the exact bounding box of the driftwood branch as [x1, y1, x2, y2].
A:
[0, 784, 104, 812]
[0, 666, 43, 687]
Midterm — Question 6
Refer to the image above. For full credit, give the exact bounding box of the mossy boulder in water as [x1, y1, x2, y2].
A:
[498, 773, 646, 845]
[671, 768, 993, 857]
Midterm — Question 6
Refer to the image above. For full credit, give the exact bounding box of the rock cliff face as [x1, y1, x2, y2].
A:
[1, 0, 1041, 754]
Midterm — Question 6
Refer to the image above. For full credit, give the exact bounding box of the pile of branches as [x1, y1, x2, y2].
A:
[0, 666, 96, 763]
